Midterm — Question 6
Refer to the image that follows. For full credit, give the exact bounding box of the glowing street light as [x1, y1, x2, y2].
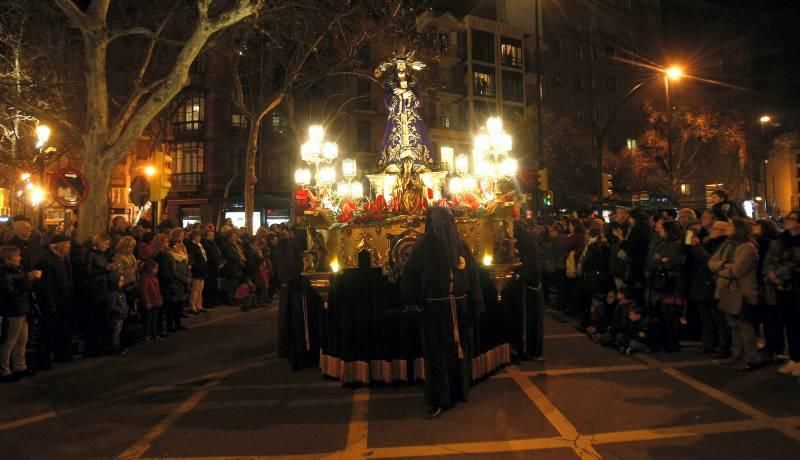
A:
[665, 66, 683, 81]
[35, 124, 51, 149]
[144, 165, 157, 177]
[760, 115, 771, 124]
[29, 186, 45, 206]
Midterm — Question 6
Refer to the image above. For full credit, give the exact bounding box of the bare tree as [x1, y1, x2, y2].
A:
[0, 0, 264, 239]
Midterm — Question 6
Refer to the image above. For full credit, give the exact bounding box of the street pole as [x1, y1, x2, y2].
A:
[533, 0, 545, 213]
[763, 160, 769, 216]
[664, 76, 674, 201]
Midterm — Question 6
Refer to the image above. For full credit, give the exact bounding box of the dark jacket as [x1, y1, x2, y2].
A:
[764, 230, 800, 291]
[8, 235, 44, 272]
[622, 316, 655, 348]
[646, 236, 686, 297]
[0, 266, 33, 317]
[202, 238, 224, 277]
[620, 221, 651, 286]
[711, 200, 742, 222]
[107, 273, 129, 319]
[158, 249, 190, 302]
[86, 248, 112, 304]
[219, 239, 245, 281]
[35, 250, 75, 315]
[688, 236, 727, 302]
[187, 241, 209, 279]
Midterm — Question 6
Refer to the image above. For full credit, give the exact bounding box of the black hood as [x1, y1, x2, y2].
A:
[425, 207, 461, 270]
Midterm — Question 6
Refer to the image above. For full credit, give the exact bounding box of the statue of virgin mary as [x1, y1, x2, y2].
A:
[375, 49, 434, 173]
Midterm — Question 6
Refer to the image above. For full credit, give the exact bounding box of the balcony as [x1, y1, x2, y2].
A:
[170, 172, 204, 192]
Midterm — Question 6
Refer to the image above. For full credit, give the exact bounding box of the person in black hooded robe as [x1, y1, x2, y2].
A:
[401, 207, 484, 419]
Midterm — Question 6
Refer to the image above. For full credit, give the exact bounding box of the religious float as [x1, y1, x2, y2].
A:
[293, 50, 525, 384]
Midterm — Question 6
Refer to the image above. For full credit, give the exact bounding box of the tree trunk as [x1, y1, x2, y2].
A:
[243, 117, 261, 234]
[76, 156, 112, 242]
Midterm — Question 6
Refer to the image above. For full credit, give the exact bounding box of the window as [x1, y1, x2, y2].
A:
[626, 138, 637, 151]
[575, 45, 584, 61]
[271, 114, 287, 134]
[471, 30, 494, 62]
[439, 112, 451, 129]
[174, 94, 205, 133]
[357, 120, 371, 152]
[551, 38, 562, 57]
[356, 80, 371, 110]
[680, 183, 692, 196]
[500, 38, 523, 67]
[606, 77, 617, 91]
[473, 67, 496, 97]
[231, 113, 247, 129]
[502, 72, 523, 102]
[173, 142, 205, 185]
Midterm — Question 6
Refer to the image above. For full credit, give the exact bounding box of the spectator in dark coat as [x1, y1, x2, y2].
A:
[159, 231, 190, 332]
[8, 219, 43, 271]
[646, 219, 686, 352]
[620, 208, 651, 303]
[186, 230, 208, 314]
[34, 235, 75, 366]
[1, 245, 40, 382]
[201, 229, 223, 307]
[219, 228, 246, 304]
[710, 189, 742, 222]
[765, 210, 800, 377]
[85, 234, 115, 355]
[689, 220, 731, 357]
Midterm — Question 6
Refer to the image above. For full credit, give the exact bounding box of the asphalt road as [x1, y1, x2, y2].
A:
[1, 305, 799, 459]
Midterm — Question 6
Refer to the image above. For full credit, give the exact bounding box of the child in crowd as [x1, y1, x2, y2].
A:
[140, 259, 163, 342]
[617, 304, 655, 355]
[596, 287, 635, 346]
[585, 291, 614, 341]
[107, 273, 130, 354]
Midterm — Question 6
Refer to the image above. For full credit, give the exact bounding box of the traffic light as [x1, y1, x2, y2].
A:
[149, 150, 173, 201]
[602, 173, 613, 198]
[543, 190, 553, 207]
[537, 168, 549, 192]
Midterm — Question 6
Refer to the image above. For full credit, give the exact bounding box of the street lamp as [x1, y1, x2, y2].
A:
[35, 124, 51, 149]
[665, 66, 683, 81]
[144, 165, 157, 177]
[663, 65, 684, 201]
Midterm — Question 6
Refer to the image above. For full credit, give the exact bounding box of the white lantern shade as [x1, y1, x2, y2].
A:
[449, 177, 463, 195]
[322, 142, 338, 160]
[463, 176, 478, 193]
[383, 174, 397, 197]
[498, 133, 512, 152]
[440, 146, 454, 172]
[474, 134, 490, 153]
[318, 166, 336, 185]
[308, 125, 324, 142]
[342, 158, 357, 179]
[486, 117, 503, 135]
[476, 160, 496, 178]
[294, 168, 311, 185]
[350, 182, 364, 199]
[336, 181, 350, 196]
[455, 154, 470, 175]
[500, 157, 518, 177]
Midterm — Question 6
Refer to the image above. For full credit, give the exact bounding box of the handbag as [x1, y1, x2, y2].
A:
[717, 278, 743, 316]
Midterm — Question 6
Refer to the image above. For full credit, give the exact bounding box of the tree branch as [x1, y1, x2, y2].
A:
[0, 91, 77, 141]
[108, 27, 184, 46]
[52, 0, 90, 31]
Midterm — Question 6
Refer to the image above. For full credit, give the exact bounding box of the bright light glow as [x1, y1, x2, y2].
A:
[308, 125, 324, 142]
[29, 186, 45, 206]
[474, 134, 491, 153]
[317, 166, 336, 185]
[449, 177, 464, 194]
[440, 146, 454, 172]
[486, 117, 503, 135]
[330, 260, 340, 273]
[743, 200, 755, 218]
[476, 160, 496, 178]
[350, 182, 363, 199]
[342, 158, 357, 179]
[482, 254, 493, 266]
[20, 172, 31, 181]
[455, 154, 470, 175]
[499, 157, 518, 177]
[336, 181, 350, 196]
[760, 115, 771, 124]
[144, 165, 157, 177]
[463, 176, 478, 193]
[322, 142, 338, 160]
[294, 168, 311, 185]
[383, 174, 397, 198]
[665, 66, 683, 80]
[25, 182, 33, 191]
[35, 125, 51, 147]
[755, 196, 763, 201]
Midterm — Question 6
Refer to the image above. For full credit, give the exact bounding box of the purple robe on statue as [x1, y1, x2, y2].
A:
[378, 76, 433, 171]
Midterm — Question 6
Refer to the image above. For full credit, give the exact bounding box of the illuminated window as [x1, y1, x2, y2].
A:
[680, 183, 692, 196]
[473, 68, 496, 96]
[627, 138, 637, 151]
[173, 142, 205, 185]
[500, 38, 523, 67]
[174, 94, 205, 132]
[271, 114, 287, 134]
[231, 113, 247, 129]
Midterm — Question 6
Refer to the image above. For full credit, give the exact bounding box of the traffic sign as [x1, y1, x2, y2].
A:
[50, 167, 89, 207]
[129, 176, 150, 207]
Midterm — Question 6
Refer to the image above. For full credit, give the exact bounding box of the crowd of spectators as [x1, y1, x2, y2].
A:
[527, 189, 800, 376]
[0, 214, 292, 383]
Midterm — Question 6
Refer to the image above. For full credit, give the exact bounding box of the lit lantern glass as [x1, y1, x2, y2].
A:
[350, 182, 364, 199]
[440, 146, 454, 172]
[474, 134, 490, 153]
[455, 154, 470, 175]
[342, 158, 357, 179]
[336, 181, 350, 196]
[449, 177, 463, 194]
[318, 166, 336, 185]
[486, 117, 503, 135]
[308, 125, 324, 142]
[500, 157, 518, 177]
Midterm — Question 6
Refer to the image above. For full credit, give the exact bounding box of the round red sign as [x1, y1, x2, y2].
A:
[50, 167, 89, 207]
